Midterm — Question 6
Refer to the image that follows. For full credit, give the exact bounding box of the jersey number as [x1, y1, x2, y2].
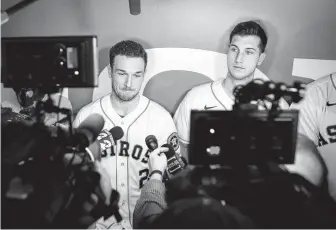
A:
[139, 169, 149, 189]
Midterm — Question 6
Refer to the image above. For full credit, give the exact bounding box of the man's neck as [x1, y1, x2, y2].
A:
[110, 92, 140, 117]
[222, 72, 254, 100]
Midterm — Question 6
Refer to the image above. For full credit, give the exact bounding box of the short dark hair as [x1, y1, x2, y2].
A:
[229, 20, 268, 53]
[109, 40, 148, 69]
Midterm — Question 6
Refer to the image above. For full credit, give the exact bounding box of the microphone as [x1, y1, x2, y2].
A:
[145, 135, 186, 176]
[161, 144, 186, 175]
[67, 126, 124, 164]
[145, 135, 159, 151]
[88, 126, 124, 161]
[72, 114, 105, 152]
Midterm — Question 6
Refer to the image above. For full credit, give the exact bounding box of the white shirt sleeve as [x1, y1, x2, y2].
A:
[156, 110, 181, 154]
[290, 86, 322, 145]
[173, 91, 192, 145]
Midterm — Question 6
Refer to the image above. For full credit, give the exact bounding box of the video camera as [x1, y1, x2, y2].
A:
[1, 36, 121, 228]
[160, 80, 334, 228]
[184, 79, 322, 224]
[189, 79, 306, 167]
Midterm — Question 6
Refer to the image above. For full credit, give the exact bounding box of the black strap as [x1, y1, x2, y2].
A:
[149, 170, 163, 179]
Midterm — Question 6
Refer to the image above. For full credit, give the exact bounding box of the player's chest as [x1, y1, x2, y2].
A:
[99, 117, 158, 162]
[318, 109, 336, 149]
[196, 96, 229, 111]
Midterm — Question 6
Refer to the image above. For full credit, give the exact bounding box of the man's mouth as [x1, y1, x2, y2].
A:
[120, 86, 134, 91]
[233, 66, 245, 70]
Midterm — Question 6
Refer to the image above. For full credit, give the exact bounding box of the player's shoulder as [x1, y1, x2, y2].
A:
[254, 69, 270, 82]
[187, 81, 213, 96]
[305, 74, 334, 99]
[146, 97, 173, 119]
[307, 74, 332, 89]
[181, 81, 213, 105]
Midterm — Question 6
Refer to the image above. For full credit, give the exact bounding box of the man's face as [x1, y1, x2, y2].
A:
[111, 55, 145, 101]
[227, 35, 266, 80]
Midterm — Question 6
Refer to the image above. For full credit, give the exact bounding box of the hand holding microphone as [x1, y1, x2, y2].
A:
[148, 147, 168, 180]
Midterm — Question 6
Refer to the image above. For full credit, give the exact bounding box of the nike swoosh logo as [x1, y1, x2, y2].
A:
[204, 105, 217, 110]
[326, 101, 336, 106]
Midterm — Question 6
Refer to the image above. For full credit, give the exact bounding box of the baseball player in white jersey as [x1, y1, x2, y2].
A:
[174, 20, 288, 159]
[73, 40, 179, 229]
[290, 73, 336, 200]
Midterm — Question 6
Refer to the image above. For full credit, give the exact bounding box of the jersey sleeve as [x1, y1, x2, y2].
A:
[173, 91, 192, 145]
[156, 110, 181, 154]
[290, 85, 323, 145]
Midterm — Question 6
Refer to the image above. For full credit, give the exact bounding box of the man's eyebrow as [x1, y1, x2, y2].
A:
[116, 69, 143, 74]
[246, 47, 257, 51]
[115, 69, 126, 72]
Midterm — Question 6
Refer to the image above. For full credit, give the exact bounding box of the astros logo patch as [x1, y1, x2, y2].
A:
[167, 132, 179, 151]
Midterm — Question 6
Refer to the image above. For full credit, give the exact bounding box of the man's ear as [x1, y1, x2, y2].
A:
[108, 64, 112, 78]
[257, 52, 266, 66]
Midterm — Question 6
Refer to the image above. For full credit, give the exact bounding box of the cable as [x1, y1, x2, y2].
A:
[56, 88, 64, 123]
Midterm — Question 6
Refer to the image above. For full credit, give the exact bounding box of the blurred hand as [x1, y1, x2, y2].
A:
[285, 133, 324, 187]
[93, 160, 113, 205]
[149, 147, 168, 174]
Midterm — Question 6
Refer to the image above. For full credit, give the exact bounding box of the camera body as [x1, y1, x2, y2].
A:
[2, 36, 98, 88]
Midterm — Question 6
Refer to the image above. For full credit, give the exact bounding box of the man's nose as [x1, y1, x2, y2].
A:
[125, 75, 132, 88]
[235, 51, 244, 63]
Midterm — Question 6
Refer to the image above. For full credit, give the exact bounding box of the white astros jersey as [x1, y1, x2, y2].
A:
[73, 94, 179, 229]
[174, 74, 289, 145]
[290, 73, 336, 200]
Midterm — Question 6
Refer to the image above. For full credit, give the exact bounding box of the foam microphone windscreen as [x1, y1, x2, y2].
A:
[77, 114, 105, 143]
[145, 135, 158, 151]
[110, 126, 124, 141]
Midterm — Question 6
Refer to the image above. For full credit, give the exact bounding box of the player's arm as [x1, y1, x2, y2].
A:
[285, 133, 326, 187]
[173, 92, 193, 162]
[156, 111, 181, 154]
[290, 85, 322, 145]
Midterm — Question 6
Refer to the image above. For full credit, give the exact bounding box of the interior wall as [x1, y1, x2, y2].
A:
[2, 0, 336, 113]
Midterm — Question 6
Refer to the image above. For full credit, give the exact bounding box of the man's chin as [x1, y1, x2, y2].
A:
[117, 92, 138, 101]
[231, 74, 250, 81]
[229, 70, 252, 81]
